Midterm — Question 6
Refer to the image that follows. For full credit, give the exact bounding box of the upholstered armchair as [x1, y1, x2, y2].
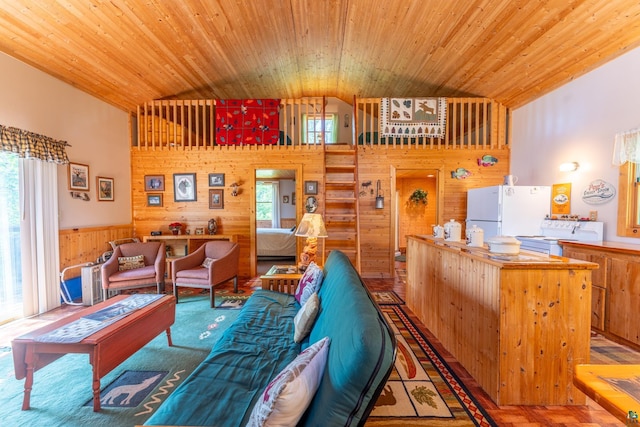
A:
[101, 241, 166, 300]
[172, 241, 240, 308]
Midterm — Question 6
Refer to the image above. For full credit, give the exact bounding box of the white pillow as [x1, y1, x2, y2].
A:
[293, 293, 319, 343]
[201, 257, 214, 268]
[294, 262, 323, 306]
[247, 337, 330, 426]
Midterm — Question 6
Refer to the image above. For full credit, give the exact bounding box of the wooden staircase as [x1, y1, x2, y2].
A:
[323, 145, 360, 271]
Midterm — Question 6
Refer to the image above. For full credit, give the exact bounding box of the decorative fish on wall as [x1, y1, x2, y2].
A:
[451, 168, 471, 179]
[477, 154, 498, 167]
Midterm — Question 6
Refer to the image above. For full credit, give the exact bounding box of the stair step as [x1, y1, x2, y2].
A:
[325, 180, 356, 186]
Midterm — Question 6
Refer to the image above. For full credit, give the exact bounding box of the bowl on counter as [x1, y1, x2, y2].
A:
[485, 236, 521, 255]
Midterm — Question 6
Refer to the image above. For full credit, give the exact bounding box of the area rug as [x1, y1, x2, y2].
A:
[371, 290, 405, 305]
[366, 305, 497, 426]
[0, 294, 240, 427]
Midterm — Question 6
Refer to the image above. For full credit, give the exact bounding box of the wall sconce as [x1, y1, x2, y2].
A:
[559, 162, 580, 172]
[375, 180, 384, 209]
[230, 182, 239, 196]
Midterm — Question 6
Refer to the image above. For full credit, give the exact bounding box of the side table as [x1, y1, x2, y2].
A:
[260, 265, 302, 294]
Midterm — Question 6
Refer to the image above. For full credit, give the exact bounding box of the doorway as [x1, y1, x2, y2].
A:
[253, 167, 301, 276]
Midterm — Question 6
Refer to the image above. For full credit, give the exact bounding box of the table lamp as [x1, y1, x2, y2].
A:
[295, 213, 328, 270]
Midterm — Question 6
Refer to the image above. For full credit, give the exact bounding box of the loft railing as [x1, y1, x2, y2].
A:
[133, 97, 508, 150]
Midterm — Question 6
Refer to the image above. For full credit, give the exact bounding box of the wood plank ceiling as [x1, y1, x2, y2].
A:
[0, 0, 639, 112]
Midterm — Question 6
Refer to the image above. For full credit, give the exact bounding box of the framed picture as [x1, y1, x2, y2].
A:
[209, 173, 225, 187]
[68, 162, 90, 191]
[304, 180, 318, 195]
[97, 177, 114, 201]
[283, 195, 289, 204]
[292, 192, 296, 205]
[174, 173, 197, 202]
[147, 193, 163, 207]
[195, 227, 204, 235]
[209, 189, 224, 209]
[144, 175, 165, 191]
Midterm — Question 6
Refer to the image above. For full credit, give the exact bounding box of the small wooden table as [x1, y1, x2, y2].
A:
[574, 364, 640, 424]
[12, 294, 176, 412]
[260, 265, 302, 294]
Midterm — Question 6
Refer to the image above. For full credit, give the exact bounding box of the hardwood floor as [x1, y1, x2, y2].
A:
[1, 262, 635, 426]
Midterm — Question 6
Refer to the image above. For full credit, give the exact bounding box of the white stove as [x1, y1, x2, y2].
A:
[517, 220, 604, 256]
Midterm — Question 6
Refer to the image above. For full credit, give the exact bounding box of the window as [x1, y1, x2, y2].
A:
[303, 114, 338, 144]
[617, 161, 640, 237]
[256, 182, 274, 221]
[0, 152, 22, 324]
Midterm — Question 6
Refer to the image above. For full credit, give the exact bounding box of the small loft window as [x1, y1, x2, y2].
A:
[303, 114, 337, 144]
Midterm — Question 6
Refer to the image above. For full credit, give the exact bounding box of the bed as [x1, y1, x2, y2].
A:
[257, 227, 297, 257]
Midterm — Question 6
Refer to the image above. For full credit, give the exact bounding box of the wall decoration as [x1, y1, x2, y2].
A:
[70, 191, 90, 201]
[174, 173, 197, 202]
[97, 177, 114, 201]
[582, 179, 616, 204]
[359, 180, 373, 197]
[147, 193, 163, 207]
[304, 180, 318, 195]
[283, 195, 289, 204]
[195, 227, 204, 235]
[305, 196, 318, 213]
[552, 183, 571, 215]
[209, 189, 224, 209]
[292, 192, 296, 205]
[68, 162, 90, 191]
[450, 168, 471, 179]
[381, 97, 447, 139]
[209, 173, 225, 187]
[477, 155, 498, 166]
[144, 175, 165, 191]
[215, 99, 280, 145]
[408, 189, 428, 205]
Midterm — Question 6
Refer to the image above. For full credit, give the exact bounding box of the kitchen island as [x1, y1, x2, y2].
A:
[406, 235, 598, 406]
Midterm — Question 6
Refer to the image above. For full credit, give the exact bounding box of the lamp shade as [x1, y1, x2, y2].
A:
[295, 213, 328, 238]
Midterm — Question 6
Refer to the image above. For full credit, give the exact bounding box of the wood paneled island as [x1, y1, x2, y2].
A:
[406, 235, 598, 406]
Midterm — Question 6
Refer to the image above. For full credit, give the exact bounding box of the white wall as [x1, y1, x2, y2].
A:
[0, 52, 131, 229]
[512, 47, 640, 243]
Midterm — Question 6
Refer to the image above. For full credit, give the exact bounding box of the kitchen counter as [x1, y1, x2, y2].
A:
[407, 235, 598, 406]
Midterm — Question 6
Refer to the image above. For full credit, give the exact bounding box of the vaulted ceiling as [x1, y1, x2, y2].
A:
[1, 0, 639, 112]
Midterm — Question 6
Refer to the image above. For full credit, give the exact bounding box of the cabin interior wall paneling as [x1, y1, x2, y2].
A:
[397, 177, 437, 250]
[59, 224, 134, 269]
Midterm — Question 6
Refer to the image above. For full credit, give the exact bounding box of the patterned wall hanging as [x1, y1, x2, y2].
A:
[215, 99, 280, 145]
[381, 97, 447, 139]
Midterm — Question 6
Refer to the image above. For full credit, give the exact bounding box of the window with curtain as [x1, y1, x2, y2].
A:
[302, 114, 338, 144]
[0, 124, 69, 321]
[256, 181, 281, 228]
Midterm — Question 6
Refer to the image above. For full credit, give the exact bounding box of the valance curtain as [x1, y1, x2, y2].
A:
[0, 124, 69, 164]
[612, 128, 640, 165]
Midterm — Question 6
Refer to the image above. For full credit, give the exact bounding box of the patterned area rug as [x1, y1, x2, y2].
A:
[366, 305, 497, 426]
[371, 291, 405, 305]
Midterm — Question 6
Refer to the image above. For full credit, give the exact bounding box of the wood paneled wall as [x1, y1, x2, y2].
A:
[59, 224, 134, 270]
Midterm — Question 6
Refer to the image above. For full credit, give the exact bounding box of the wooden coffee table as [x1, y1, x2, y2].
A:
[260, 265, 302, 294]
[12, 294, 176, 412]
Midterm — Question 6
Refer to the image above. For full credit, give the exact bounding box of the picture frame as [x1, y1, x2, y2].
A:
[209, 189, 224, 209]
[68, 162, 90, 191]
[144, 175, 165, 191]
[292, 192, 296, 205]
[174, 173, 197, 202]
[147, 193, 163, 207]
[304, 180, 318, 195]
[209, 173, 225, 187]
[283, 195, 289, 204]
[195, 227, 204, 235]
[96, 176, 114, 201]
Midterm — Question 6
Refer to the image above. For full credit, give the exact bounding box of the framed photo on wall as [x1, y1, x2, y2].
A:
[209, 173, 225, 187]
[97, 177, 114, 201]
[68, 162, 90, 191]
[147, 193, 163, 207]
[174, 173, 197, 202]
[144, 175, 165, 191]
[209, 189, 224, 209]
[304, 180, 318, 195]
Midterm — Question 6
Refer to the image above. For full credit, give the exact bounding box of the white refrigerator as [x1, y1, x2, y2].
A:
[466, 185, 551, 238]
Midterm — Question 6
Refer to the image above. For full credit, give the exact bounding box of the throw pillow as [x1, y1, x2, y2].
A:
[294, 262, 323, 306]
[118, 254, 145, 271]
[247, 337, 330, 427]
[293, 292, 320, 343]
[201, 257, 214, 268]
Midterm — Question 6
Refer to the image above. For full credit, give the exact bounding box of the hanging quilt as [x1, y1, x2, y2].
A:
[381, 97, 447, 139]
[215, 99, 280, 145]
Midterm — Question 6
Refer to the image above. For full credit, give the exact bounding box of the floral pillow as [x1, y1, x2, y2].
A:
[118, 254, 145, 271]
[246, 337, 330, 426]
[294, 262, 323, 306]
[293, 292, 319, 343]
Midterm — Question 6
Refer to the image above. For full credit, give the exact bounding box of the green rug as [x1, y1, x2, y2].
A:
[0, 295, 240, 427]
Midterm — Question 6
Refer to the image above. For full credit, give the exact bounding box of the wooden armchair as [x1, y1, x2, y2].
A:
[172, 241, 240, 307]
[100, 241, 166, 300]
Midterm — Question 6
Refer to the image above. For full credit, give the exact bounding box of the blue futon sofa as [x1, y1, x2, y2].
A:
[145, 250, 396, 426]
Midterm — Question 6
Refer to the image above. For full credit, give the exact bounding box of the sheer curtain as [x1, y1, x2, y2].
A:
[612, 128, 640, 165]
[272, 182, 281, 228]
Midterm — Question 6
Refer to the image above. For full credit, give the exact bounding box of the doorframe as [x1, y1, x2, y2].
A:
[250, 164, 303, 277]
